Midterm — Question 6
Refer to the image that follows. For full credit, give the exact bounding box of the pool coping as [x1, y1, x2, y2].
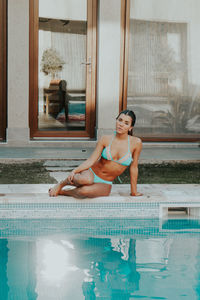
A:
[0, 184, 199, 219]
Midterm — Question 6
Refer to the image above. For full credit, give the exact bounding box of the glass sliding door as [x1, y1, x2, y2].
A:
[29, 0, 97, 138]
[123, 0, 200, 141]
[0, 0, 7, 141]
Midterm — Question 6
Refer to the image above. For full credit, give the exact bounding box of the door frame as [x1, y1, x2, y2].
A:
[0, 0, 7, 141]
[29, 0, 97, 138]
[120, 0, 200, 142]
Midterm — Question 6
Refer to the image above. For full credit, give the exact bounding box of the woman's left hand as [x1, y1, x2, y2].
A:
[67, 170, 76, 184]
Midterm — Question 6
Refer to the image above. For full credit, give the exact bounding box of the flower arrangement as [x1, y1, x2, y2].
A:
[40, 48, 65, 78]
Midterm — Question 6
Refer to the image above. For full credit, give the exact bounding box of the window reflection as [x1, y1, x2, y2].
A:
[127, 0, 200, 137]
[38, 0, 87, 131]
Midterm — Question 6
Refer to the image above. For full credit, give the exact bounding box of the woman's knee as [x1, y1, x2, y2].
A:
[73, 171, 93, 186]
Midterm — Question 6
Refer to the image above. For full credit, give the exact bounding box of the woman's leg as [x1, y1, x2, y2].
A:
[73, 170, 94, 186]
[49, 170, 94, 196]
[59, 183, 112, 199]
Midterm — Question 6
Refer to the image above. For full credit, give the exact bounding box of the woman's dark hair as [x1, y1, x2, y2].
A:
[117, 109, 136, 124]
[116, 110, 136, 135]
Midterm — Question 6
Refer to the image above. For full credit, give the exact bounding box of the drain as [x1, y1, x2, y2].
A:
[168, 207, 188, 215]
[160, 204, 200, 219]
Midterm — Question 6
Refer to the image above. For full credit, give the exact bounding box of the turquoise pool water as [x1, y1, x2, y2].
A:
[0, 218, 200, 300]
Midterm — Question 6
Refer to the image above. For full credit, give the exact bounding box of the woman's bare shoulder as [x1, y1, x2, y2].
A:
[98, 135, 112, 146]
[130, 136, 142, 149]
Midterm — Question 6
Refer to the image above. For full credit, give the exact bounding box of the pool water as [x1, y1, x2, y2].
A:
[0, 218, 200, 300]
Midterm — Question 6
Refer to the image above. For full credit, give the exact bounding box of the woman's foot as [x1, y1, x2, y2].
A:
[48, 183, 62, 197]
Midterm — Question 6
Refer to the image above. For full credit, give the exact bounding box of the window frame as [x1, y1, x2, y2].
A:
[0, 0, 7, 141]
[29, 0, 97, 138]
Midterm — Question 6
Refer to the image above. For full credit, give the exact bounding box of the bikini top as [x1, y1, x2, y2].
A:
[101, 134, 133, 166]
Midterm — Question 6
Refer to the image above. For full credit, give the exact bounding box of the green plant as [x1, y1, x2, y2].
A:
[152, 95, 200, 133]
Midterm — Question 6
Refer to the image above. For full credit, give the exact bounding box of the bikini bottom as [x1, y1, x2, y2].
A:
[89, 168, 113, 185]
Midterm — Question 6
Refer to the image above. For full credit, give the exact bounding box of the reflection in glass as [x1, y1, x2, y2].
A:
[38, 0, 87, 131]
[127, 0, 200, 137]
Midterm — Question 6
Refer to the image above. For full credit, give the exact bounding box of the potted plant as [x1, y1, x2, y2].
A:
[40, 48, 65, 79]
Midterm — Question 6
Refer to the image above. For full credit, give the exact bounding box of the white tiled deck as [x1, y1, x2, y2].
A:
[0, 184, 199, 219]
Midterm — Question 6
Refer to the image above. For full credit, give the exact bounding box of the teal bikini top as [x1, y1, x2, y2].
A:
[101, 134, 133, 166]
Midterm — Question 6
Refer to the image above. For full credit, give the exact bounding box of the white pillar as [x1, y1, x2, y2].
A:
[96, 0, 121, 137]
[7, 0, 30, 145]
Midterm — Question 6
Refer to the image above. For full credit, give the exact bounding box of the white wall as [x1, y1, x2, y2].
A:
[97, 0, 121, 136]
[7, 0, 30, 145]
[39, 0, 87, 21]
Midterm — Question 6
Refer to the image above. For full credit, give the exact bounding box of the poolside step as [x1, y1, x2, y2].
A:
[44, 160, 83, 167]
[44, 160, 82, 181]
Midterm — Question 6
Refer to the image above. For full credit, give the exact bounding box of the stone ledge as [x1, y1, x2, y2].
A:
[0, 184, 199, 219]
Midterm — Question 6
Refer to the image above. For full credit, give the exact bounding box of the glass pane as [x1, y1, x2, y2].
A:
[38, 0, 87, 131]
[127, 0, 200, 137]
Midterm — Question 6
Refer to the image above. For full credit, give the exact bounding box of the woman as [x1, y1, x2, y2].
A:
[49, 110, 143, 198]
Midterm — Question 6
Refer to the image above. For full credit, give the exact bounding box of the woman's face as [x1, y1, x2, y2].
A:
[116, 113, 133, 134]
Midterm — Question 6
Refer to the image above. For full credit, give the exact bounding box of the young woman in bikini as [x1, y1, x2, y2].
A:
[49, 110, 143, 198]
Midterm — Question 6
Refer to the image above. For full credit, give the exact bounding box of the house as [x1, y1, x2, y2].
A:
[0, 0, 199, 147]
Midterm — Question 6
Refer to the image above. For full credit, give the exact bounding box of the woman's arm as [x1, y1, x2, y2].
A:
[67, 136, 106, 183]
[129, 138, 143, 196]
[48, 136, 107, 195]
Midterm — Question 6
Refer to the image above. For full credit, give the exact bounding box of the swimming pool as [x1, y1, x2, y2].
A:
[0, 218, 200, 300]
